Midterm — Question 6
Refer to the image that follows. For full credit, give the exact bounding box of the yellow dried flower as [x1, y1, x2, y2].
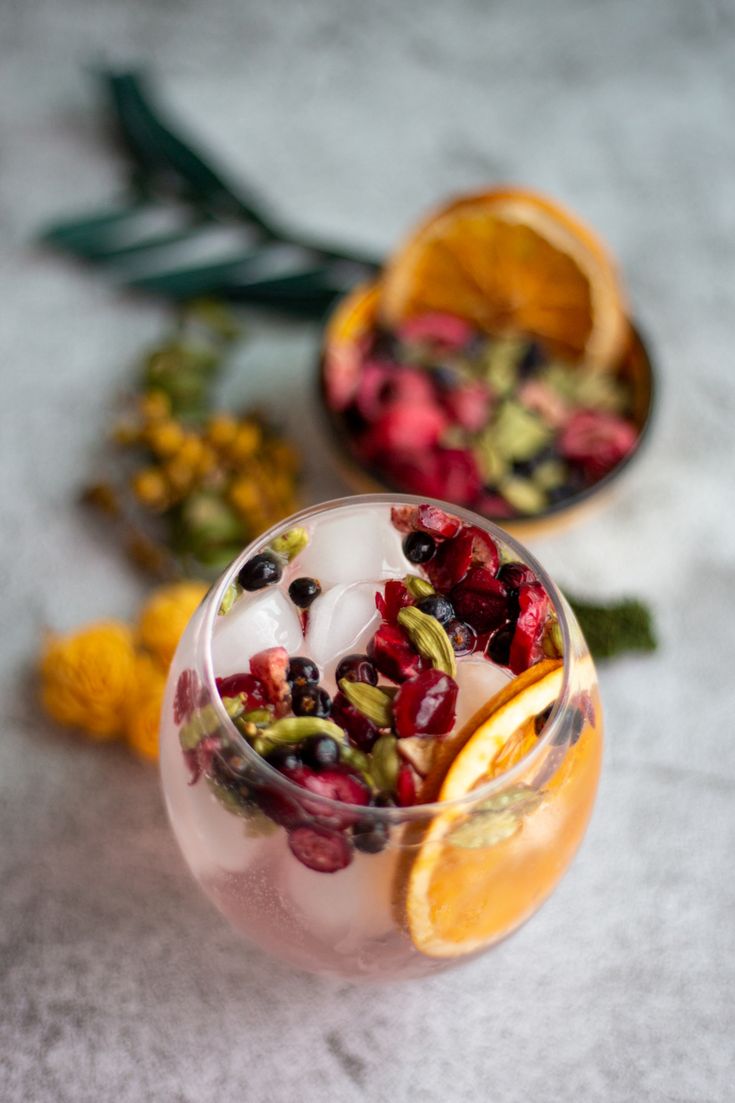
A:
[125, 652, 167, 761]
[40, 621, 137, 740]
[229, 422, 262, 463]
[147, 420, 186, 458]
[137, 580, 209, 667]
[206, 413, 239, 450]
[229, 476, 262, 517]
[132, 467, 169, 510]
[176, 434, 207, 469]
[162, 457, 196, 496]
[139, 389, 172, 422]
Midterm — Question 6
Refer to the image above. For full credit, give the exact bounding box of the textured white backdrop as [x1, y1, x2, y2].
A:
[1, 1, 734, 1100]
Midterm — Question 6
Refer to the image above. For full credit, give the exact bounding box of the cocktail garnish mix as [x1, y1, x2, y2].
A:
[176, 501, 579, 873]
[325, 312, 638, 516]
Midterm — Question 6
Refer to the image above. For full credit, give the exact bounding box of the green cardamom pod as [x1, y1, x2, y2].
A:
[221, 694, 245, 720]
[370, 735, 400, 793]
[218, 581, 241, 616]
[397, 606, 457, 678]
[339, 744, 375, 788]
[448, 786, 543, 849]
[178, 703, 220, 751]
[269, 526, 309, 561]
[338, 680, 395, 727]
[403, 574, 436, 600]
[262, 716, 347, 744]
[542, 619, 564, 658]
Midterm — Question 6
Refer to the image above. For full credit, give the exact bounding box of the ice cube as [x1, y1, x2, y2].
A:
[295, 507, 406, 587]
[305, 582, 380, 669]
[160, 720, 270, 874]
[452, 659, 512, 733]
[211, 588, 302, 677]
[279, 846, 398, 944]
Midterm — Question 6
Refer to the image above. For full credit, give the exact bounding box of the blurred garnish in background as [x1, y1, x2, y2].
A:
[81, 299, 301, 578]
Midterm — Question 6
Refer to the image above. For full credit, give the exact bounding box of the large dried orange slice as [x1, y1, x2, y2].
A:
[404, 659, 568, 958]
[381, 188, 628, 367]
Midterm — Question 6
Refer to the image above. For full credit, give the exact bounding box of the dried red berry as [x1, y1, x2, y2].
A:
[174, 668, 206, 725]
[368, 623, 424, 683]
[416, 503, 462, 539]
[396, 762, 418, 806]
[331, 692, 380, 752]
[249, 647, 291, 716]
[392, 669, 459, 739]
[508, 582, 550, 674]
[288, 825, 352, 873]
[450, 567, 510, 634]
[465, 525, 500, 573]
[390, 505, 419, 532]
[282, 764, 371, 828]
[359, 402, 448, 460]
[560, 410, 637, 480]
[497, 562, 538, 590]
[381, 449, 483, 506]
[215, 673, 268, 711]
[425, 528, 475, 591]
[397, 312, 474, 349]
[441, 381, 491, 431]
[375, 579, 414, 625]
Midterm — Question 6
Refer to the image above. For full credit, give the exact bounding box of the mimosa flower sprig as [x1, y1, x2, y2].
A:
[40, 70, 380, 312]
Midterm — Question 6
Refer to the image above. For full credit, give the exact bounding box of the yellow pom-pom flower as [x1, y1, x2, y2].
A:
[125, 652, 167, 761]
[137, 580, 209, 667]
[40, 621, 137, 740]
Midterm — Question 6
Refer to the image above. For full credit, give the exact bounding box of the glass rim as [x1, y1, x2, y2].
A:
[199, 493, 575, 823]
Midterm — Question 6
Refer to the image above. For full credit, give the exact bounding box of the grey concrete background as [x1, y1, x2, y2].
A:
[1, 1, 734, 1100]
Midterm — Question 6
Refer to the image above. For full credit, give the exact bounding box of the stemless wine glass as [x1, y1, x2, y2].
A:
[160, 495, 602, 980]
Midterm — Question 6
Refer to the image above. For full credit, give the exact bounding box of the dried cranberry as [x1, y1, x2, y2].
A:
[331, 692, 380, 752]
[335, 653, 378, 686]
[450, 567, 510, 633]
[396, 763, 418, 806]
[425, 528, 474, 591]
[368, 623, 424, 683]
[215, 673, 268, 711]
[416, 503, 462, 539]
[508, 582, 550, 674]
[392, 669, 459, 738]
[288, 825, 352, 873]
[174, 668, 205, 725]
[375, 580, 413, 625]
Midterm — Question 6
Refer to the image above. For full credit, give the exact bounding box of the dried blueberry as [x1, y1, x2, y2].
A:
[335, 653, 378, 686]
[352, 818, 390, 854]
[416, 594, 455, 626]
[237, 553, 282, 591]
[288, 577, 321, 608]
[300, 734, 341, 769]
[287, 657, 320, 690]
[445, 619, 476, 655]
[403, 530, 436, 564]
[292, 685, 332, 719]
[264, 745, 302, 772]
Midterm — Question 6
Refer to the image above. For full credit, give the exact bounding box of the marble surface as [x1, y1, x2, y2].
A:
[1, 1, 734, 1100]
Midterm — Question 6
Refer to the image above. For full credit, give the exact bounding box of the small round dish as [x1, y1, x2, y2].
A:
[318, 282, 655, 537]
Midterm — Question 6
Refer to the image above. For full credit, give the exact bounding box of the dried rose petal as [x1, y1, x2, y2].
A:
[174, 668, 201, 725]
[390, 505, 419, 532]
[359, 402, 449, 460]
[441, 381, 492, 431]
[380, 449, 483, 507]
[377, 580, 414, 625]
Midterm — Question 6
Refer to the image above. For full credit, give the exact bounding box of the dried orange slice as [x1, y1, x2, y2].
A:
[404, 660, 567, 958]
[381, 188, 628, 367]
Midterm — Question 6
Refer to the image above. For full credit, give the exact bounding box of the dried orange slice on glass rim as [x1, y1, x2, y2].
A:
[381, 187, 629, 368]
[403, 658, 597, 959]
